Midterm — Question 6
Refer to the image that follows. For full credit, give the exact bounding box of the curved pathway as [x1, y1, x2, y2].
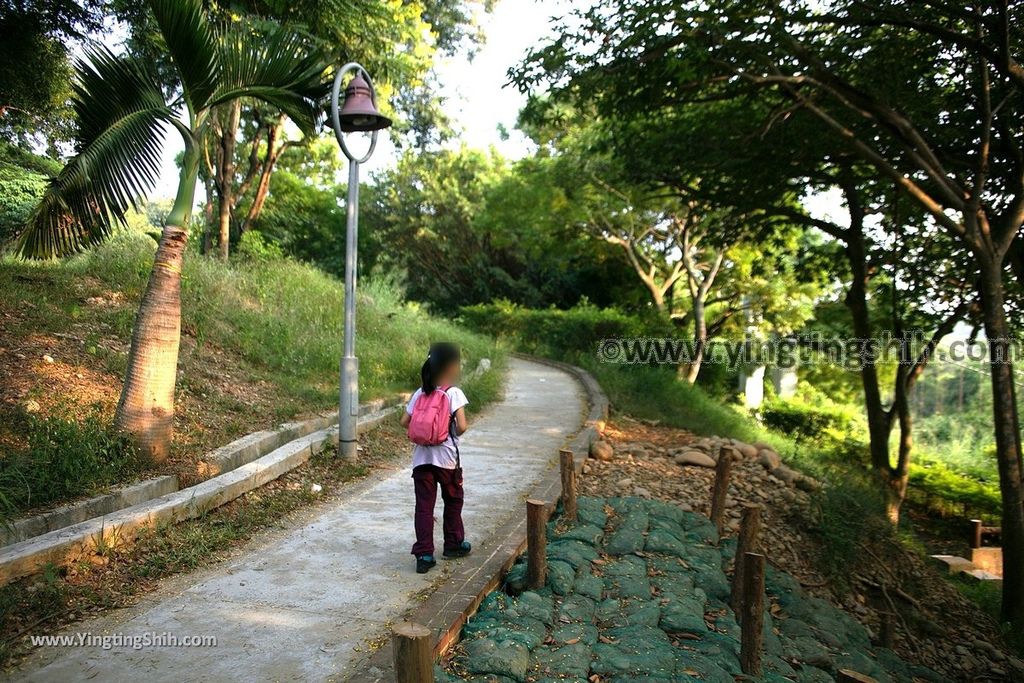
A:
[14, 358, 585, 682]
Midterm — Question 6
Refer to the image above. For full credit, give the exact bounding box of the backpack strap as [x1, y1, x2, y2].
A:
[441, 386, 460, 467]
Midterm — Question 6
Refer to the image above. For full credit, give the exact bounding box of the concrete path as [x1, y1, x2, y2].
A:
[13, 358, 585, 682]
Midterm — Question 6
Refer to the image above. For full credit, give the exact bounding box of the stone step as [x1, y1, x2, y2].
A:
[928, 554, 976, 574]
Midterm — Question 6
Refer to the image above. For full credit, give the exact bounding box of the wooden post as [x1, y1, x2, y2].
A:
[879, 612, 895, 648]
[560, 449, 577, 523]
[970, 518, 983, 549]
[739, 552, 765, 677]
[527, 499, 548, 589]
[709, 445, 733, 539]
[393, 621, 434, 683]
[730, 504, 762, 617]
[837, 669, 879, 683]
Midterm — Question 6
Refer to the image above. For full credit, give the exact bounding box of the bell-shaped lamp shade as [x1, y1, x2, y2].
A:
[338, 72, 392, 133]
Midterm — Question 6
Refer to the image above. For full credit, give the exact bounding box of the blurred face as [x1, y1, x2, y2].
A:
[440, 358, 461, 384]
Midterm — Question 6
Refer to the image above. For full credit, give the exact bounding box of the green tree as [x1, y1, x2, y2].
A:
[16, 0, 328, 462]
[517, 0, 1024, 624]
[155, 0, 492, 259]
[0, 0, 106, 147]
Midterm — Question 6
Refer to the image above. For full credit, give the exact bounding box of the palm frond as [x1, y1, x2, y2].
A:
[149, 0, 218, 109]
[17, 48, 178, 260]
[206, 22, 330, 135]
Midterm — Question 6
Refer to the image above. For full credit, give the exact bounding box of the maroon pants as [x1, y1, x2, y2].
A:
[411, 464, 465, 557]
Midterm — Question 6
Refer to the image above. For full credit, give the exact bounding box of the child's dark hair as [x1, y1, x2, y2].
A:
[421, 342, 461, 394]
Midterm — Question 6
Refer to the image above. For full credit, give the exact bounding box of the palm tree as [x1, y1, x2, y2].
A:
[17, 0, 329, 462]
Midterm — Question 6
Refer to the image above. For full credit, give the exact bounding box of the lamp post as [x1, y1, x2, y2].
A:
[330, 63, 392, 459]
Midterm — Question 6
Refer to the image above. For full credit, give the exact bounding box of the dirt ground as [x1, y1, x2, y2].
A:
[580, 416, 1021, 682]
[0, 274, 331, 509]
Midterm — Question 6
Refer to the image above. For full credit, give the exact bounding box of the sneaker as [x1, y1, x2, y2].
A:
[416, 555, 436, 574]
[442, 541, 472, 559]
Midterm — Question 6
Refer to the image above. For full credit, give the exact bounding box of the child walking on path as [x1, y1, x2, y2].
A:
[400, 342, 471, 574]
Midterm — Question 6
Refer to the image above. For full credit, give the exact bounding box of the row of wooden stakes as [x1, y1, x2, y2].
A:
[392, 447, 878, 683]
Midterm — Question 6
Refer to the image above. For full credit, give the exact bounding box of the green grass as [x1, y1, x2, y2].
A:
[0, 407, 142, 518]
[0, 230, 504, 518]
[71, 232, 502, 402]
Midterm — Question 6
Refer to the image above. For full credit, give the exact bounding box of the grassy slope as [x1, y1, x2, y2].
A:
[0, 231, 503, 515]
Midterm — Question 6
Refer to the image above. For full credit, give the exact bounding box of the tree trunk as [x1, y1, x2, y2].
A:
[240, 115, 285, 235]
[681, 294, 706, 383]
[842, 189, 893, 472]
[977, 254, 1024, 625]
[201, 175, 214, 255]
[115, 223, 188, 462]
[114, 147, 199, 462]
[216, 101, 241, 261]
[886, 357, 913, 524]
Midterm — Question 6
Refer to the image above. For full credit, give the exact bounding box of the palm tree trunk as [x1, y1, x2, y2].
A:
[114, 147, 199, 462]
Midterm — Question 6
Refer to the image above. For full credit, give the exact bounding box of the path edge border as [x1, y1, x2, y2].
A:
[0, 401, 403, 586]
[352, 355, 608, 681]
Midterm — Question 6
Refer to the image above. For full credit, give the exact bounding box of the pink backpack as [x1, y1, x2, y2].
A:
[407, 386, 452, 446]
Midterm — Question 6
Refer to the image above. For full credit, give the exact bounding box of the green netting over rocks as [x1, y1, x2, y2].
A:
[443, 496, 950, 683]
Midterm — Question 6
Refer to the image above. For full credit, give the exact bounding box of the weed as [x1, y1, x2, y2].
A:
[0, 408, 142, 521]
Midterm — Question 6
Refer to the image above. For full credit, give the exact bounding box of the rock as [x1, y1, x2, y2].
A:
[795, 474, 821, 492]
[22, 399, 41, 414]
[674, 450, 716, 468]
[42, 354, 55, 364]
[757, 448, 782, 470]
[590, 440, 615, 461]
[772, 465, 799, 485]
[633, 486, 652, 498]
[617, 478, 634, 488]
[721, 445, 743, 462]
[733, 441, 758, 459]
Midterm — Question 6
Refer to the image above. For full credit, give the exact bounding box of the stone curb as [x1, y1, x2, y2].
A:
[0, 404, 400, 586]
[351, 357, 606, 681]
[0, 475, 180, 548]
[198, 396, 405, 478]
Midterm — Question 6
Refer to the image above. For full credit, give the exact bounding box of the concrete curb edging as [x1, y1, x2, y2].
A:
[0, 404, 400, 586]
[198, 397, 404, 477]
[352, 356, 607, 681]
[0, 476, 180, 548]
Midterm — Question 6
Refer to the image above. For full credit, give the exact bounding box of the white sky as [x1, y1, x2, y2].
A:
[152, 0, 563, 199]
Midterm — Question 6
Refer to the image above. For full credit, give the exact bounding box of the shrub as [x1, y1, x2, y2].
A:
[813, 470, 889, 585]
[237, 230, 284, 262]
[460, 300, 673, 360]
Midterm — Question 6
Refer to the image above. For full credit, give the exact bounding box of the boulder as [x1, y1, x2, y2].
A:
[795, 474, 821, 492]
[758, 448, 782, 470]
[733, 441, 759, 459]
[674, 450, 716, 468]
[723, 445, 743, 462]
[590, 440, 615, 461]
[772, 465, 799, 485]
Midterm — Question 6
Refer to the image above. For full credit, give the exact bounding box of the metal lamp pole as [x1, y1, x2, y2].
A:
[330, 63, 392, 459]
